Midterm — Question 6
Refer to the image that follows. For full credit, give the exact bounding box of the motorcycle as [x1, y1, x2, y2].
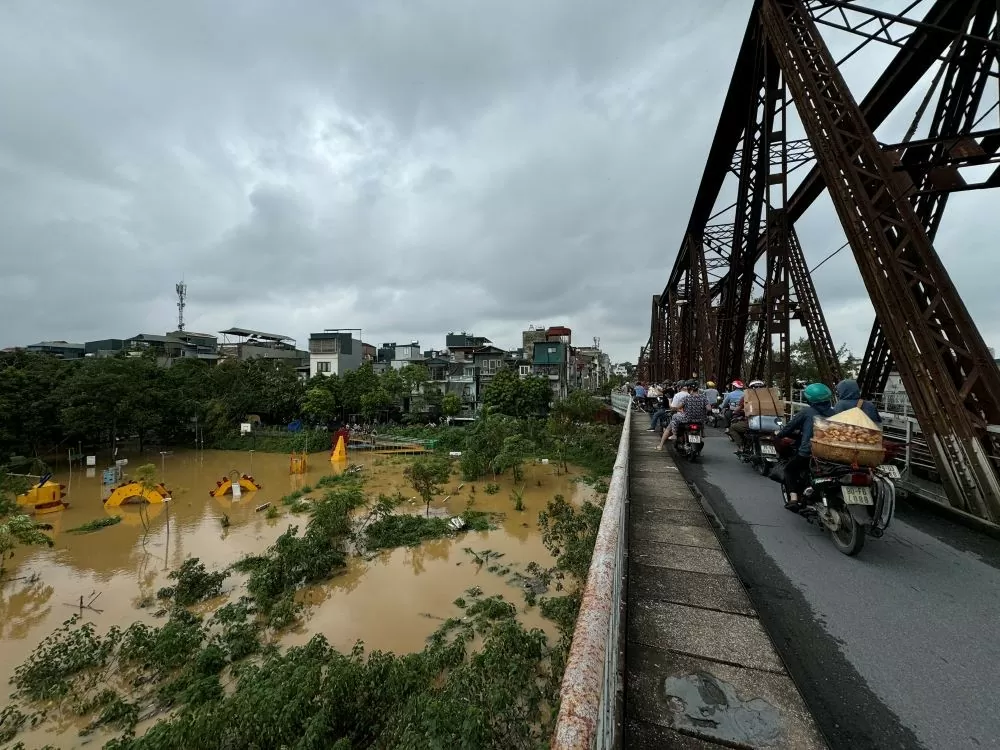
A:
[771, 439, 898, 556]
[706, 406, 723, 429]
[736, 415, 783, 475]
[673, 421, 706, 462]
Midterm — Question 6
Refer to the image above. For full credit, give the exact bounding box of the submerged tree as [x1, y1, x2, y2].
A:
[404, 455, 452, 516]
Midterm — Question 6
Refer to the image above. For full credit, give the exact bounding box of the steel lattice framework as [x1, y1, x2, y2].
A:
[646, 0, 1000, 522]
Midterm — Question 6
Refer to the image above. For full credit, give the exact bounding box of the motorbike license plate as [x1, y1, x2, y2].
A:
[878, 464, 901, 479]
[842, 486, 873, 506]
[688, 435, 702, 444]
[760, 444, 777, 456]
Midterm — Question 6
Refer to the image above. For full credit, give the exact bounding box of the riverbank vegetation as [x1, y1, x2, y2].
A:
[5, 460, 615, 748]
[1, 357, 623, 747]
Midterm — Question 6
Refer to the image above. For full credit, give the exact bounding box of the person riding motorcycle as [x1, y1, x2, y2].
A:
[721, 379, 745, 429]
[657, 379, 708, 449]
[831, 379, 881, 424]
[775, 382, 835, 512]
[728, 380, 766, 447]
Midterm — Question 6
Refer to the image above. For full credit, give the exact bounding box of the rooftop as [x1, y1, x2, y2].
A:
[219, 327, 294, 343]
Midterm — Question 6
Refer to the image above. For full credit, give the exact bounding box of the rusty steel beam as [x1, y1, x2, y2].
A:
[707, 0, 983, 300]
[860, 1, 999, 395]
[648, 295, 667, 383]
[780, 212, 842, 385]
[762, 0, 1000, 521]
[715, 35, 779, 385]
[695, 245, 719, 382]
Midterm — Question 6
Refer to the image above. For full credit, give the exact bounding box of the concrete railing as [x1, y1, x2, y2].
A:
[552, 400, 631, 749]
[609, 391, 631, 416]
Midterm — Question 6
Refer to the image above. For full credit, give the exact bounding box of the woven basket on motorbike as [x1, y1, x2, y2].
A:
[811, 440, 885, 467]
[812, 415, 885, 467]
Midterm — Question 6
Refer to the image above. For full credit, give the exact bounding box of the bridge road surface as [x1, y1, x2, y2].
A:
[672, 428, 1000, 750]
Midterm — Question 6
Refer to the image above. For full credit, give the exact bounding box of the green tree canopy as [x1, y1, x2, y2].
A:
[481, 369, 551, 418]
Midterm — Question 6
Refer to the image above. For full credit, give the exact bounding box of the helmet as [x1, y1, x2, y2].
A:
[685, 379, 699, 389]
[731, 379, 745, 389]
[749, 380, 765, 389]
[803, 382, 833, 404]
[707, 381, 716, 388]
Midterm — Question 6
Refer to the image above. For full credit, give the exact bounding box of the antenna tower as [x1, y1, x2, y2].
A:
[175, 280, 187, 332]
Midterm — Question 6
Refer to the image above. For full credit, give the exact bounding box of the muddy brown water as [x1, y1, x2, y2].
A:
[1, 447, 599, 748]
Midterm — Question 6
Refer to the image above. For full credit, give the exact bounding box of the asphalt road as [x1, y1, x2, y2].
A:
[674, 429, 1000, 750]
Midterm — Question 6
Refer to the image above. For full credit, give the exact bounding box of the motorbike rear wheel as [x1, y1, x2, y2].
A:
[830, 510, 866, 556]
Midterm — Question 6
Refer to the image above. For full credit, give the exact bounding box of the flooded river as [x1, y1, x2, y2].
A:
[1, 447, 599, 748]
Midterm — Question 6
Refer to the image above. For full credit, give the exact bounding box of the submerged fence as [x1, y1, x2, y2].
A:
[551, 400, 631, 749]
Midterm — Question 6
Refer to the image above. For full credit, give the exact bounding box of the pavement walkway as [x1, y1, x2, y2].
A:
[625, 418, 827, 749]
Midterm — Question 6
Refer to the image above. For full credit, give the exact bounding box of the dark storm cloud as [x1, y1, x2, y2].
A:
[3, 0, 992, 364]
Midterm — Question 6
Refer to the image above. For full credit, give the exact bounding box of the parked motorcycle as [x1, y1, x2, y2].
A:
[735, 415, 783, 475]
[771, 439, 898, 556]
[673, 421, 706, 462]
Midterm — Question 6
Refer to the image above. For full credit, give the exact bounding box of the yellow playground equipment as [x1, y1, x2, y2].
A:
[331, 435, 348, 463]
[289, 452, 308, 474]
[17, 479, 69, 515]
[210, 473, 262, 498]
[105, 481, 172, 508]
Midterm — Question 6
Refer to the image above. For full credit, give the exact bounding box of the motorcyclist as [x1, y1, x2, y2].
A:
[775, 382, 835, 512]
[831, 379, 881, 424]
[703, 380, 720, 410]
[721, 379, 745, 432]
[657, 379, 708, 449]
[728, 380, 766, 449]
[721, 380, 745, 411]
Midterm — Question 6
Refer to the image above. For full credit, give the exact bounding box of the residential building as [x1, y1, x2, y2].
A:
[362, 343, 376, 363]
[570, 346, 612, 391]
[218, 328, 308, 368]
[472, 345, 506, 404]
[444, 361, 479, 413]
[425, 355, 451, 384]
[533, 340, 569, 399]
[546, 326, 572, 346]
[446, 332, 492, 362]
[26, 341, 85, 359]
[125, 333, 185, 361]
[84, 339, 125, 358]
[167, 330, 220, 363]
[391, 341, 422, 370]
[309, 332, 363, 377]
[522, 326, 549, 361]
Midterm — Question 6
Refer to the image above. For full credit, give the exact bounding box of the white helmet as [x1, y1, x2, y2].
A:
[749, 380, 766, 388]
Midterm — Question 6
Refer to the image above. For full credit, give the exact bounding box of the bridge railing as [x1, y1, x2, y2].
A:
[609, 391, 631, 415]
[552, 400, 631, 749]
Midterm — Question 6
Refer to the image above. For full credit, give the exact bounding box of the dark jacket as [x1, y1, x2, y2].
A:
[831, 380, 881, 424]
[777, 402, 835, 456]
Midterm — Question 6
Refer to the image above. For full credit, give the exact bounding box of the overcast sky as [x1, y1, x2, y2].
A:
[1, 1, 997, 366]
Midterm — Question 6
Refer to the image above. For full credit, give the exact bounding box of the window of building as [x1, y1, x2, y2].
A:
[316, 361, 331, 373]
[519, 365, 531, 377]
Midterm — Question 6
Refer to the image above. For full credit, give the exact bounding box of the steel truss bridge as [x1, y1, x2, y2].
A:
[637, 0, 1000, 524]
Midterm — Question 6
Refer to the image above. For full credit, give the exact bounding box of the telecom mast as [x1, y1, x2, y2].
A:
[175, 280, 187, 332]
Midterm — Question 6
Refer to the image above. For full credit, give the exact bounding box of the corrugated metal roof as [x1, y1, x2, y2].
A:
[219, 327, 293, 341]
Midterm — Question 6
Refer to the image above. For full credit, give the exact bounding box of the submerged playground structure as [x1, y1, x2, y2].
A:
[104, 480, 172, 508]
[209, 473, 262, 498]
[16, 478, 69, 515]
